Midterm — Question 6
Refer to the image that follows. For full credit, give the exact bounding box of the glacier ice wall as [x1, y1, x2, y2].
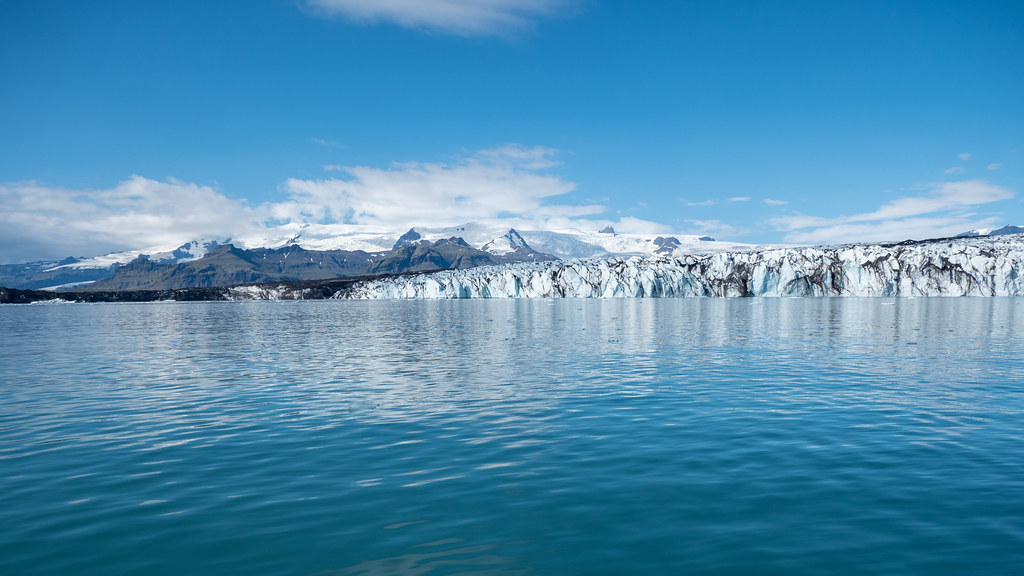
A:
[336, 236, 1024, 299]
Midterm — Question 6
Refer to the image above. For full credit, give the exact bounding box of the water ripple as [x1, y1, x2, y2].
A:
[2, 299, 1023, 575]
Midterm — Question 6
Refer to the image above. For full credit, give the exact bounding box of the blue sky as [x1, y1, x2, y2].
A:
[1, 0, 1022, 262]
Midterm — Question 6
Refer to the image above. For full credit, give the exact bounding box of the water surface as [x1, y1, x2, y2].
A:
[1, 299, 1022, 575]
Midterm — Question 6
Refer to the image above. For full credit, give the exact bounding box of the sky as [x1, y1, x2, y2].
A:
[1, 0, 1022, 263]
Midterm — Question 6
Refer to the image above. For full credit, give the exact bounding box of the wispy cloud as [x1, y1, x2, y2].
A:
[958, 153, 972, 161]
[686, 200, 716, 207]
[770, 180, 1014, 244]
[309, 137, 343, 148]
[764, 198, 788, 206]
[945, 166, 965, 175]
[728, 196, 751, 202]
[988, 163, 1002, 171]
[776, 216, 1005, 245]
[302, 0, 577, 36]
[683, 219, 744, 239]
[845, 181, 1012, 222]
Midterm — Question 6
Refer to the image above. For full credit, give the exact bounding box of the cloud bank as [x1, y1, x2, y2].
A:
[0, 176, 261, 263]
[303, 0, 575, 36]
[771, 180, 1014, 244]
[0, 146, 671, 263]
[274, 145, 595, 228]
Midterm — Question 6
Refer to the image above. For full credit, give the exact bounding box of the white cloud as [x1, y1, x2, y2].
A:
[532, 215, 673, 235]
[779, 216, 1005, 245]
[0, 145, 682, 263]
[309, 138, 342, 148]
[769, 180, 1014, 244]
[988, 163, 1002, 170]
[683, 219, 745, 239]
[728, 196, 751, 202]
[764, 198, 788, 206]
[275, 145, 589, 229]
[303, 0, 575, 36]
[945, 166, 965, 174]
[0, 176, 261, 263]
[845, 181, 1012, 222]
[958, 153, 972, 161]
[686, 200, 716, 207]
[275, 146, 674, 233]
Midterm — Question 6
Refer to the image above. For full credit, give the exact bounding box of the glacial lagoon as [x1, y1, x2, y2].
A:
[2, 298, 1022, 575]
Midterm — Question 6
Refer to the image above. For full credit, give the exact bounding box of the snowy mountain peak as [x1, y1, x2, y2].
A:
[506, 228, 528, 249]
[49, 239, 223, 271]
[432, 237, 473, 249]
[392, 228, 423, 250]
[482, 228, 531, 255]
[169, 240, 220, 261]
[956, 224, 1024, 238]
[989, 225, 1024, 236]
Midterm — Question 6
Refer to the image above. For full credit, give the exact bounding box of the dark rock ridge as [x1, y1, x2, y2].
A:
[1, 285, 232, 304]
[86, 244, 378, 291]
[0, 275, 390, 304]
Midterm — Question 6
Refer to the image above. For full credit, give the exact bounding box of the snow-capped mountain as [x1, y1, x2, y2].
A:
[12, 222, 746, 275]
[11, 222, 1020, 293]
[956, 225, 1024, 238]
[481, 228, 530, 255]
[0, 240, 225, 290]
[49, 239, 223, 271]
[234, 222, 749, 260]
[478, 228, 557, 262]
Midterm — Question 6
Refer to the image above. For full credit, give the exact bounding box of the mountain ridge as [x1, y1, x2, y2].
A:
[80, 234, 557, 291]
[5, 222, 1021, 291]
[4, 233, 1023, 303]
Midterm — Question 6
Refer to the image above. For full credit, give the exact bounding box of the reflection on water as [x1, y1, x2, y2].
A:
[1, 299, 1023, 575]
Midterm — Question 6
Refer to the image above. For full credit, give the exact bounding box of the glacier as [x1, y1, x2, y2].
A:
[330, 235, 1024, 299]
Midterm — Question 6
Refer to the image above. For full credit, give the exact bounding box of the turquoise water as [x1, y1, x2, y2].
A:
[1, 299, 1022, 575]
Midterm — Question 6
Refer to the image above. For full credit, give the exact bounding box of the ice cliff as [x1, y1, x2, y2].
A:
[334, 236, 1024, 299]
